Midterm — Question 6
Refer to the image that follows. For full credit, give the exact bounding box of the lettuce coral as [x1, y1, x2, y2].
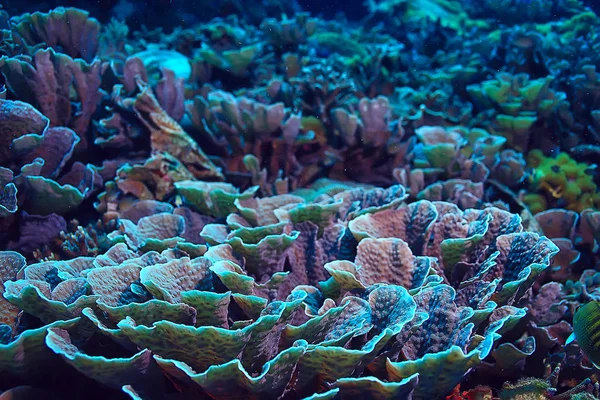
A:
[467, 73, 566, 152]
[0, 190, 557, 398]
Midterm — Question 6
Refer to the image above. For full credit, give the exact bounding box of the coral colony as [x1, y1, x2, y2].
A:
[1, 1, 600, 399]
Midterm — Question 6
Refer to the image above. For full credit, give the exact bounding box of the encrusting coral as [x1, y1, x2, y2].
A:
[525, 150, 600, 213]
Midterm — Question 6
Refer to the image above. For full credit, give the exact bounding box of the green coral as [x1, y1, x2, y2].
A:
[525, 150, 600, 213]
[24, 176, 85, 216]
[366, 0, 485, 32]
[467, 73, 566, 152]
[175, 181, 258, 218]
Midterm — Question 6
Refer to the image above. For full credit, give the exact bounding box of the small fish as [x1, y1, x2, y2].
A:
[567, 301, 600, 368]
[174, 195, 183, 207]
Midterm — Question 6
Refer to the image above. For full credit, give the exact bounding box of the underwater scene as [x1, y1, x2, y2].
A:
[1, 0, 600, 398]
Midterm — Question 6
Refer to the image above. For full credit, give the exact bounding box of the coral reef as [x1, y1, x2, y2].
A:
[0, 1, 599, 398]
